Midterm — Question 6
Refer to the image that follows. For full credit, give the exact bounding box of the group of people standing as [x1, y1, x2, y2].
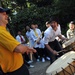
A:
[16, 24, 50, 64]
[15, 17, 67, 65]
[16, 16, 75, 70]
[0, 7, 75, 75]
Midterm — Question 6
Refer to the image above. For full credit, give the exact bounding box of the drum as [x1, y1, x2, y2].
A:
[46, 51, 75, 75]
[62, 37, 75, 51]
[63, 42, 75, 53]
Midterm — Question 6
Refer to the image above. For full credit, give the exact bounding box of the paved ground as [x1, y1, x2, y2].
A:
[28, 60, 50, 75]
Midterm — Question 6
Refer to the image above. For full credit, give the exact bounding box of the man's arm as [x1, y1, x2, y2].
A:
[44, 32, 58, 55]
[14, 44, 36, 54]
[45, 44, 58, 55]
[58, 35, 67, 41]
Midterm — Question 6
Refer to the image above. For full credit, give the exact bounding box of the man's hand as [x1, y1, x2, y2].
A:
[37, 41, 40, 44]
[52, 50, 59, 55]
[25, 46, 36, 54]
[35, 40, 40, 44]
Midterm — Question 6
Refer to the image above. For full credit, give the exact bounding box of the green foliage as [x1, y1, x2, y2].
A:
[11, 5, 52, 34]
[52, 0, 75, 24]
[1, 0, 75, 36]
[28, 0, 52, 7]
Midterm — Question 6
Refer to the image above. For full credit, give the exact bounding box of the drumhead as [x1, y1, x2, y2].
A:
[46, 51, 75, 75]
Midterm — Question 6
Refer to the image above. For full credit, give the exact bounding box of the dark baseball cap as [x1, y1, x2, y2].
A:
[0, 7, 10, 14]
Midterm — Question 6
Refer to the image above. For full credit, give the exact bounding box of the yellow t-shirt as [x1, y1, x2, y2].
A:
[0, 26, 23, 73]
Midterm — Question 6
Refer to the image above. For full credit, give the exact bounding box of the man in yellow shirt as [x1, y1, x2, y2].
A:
[0, 7, 36, 75]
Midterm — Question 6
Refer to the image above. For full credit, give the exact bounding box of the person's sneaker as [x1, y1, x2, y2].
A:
[37, 59, 40, 62]
[42, 58, 45, 62]
[29, 65, 34, 68]
[28, 60, 33, 64]
[46, 57, 50, 60]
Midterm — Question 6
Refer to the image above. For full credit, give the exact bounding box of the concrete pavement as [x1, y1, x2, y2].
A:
[29, 61, 50, 75]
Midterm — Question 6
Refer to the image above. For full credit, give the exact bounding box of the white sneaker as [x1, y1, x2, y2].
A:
[28, 60, 33, 64]
[42, 58, 45, 62]
[37, 59, 40, 62]
[29, 65, 34, 68]
[46, 57, 50, 60]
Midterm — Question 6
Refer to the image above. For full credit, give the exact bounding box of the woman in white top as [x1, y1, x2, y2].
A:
[26, 26, 40, 62]
[30, 24, 45, 62]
